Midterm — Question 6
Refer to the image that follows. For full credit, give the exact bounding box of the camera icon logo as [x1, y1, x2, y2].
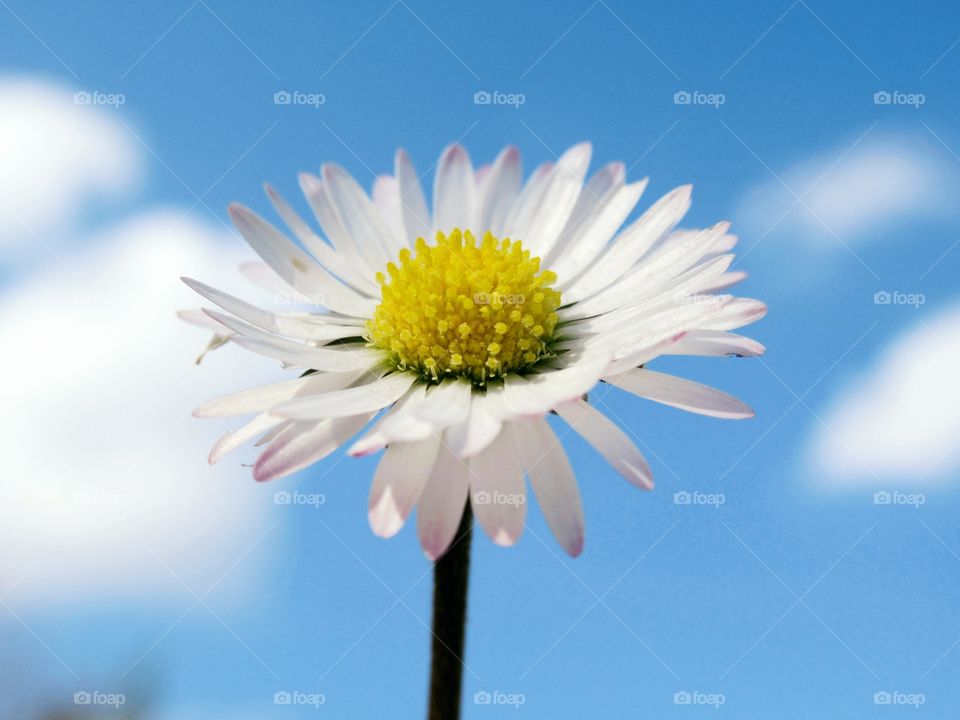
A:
[673, 90, 691, 105]
[473, 90, 492, 105]
[873, 491, 891, 505]
[73, 91, 92, 105]
[873, 290, 891, 305]
[274, 491, 292, 505]
[673, 491, 691, 505]
[674, 691, 692, 704]
[473, 491, 491, 505]
[874, 691, 892, 705]
[74, 691, 92, 705]
[474, 690, 492, 704]
[274, 691, 292, 705]
[274, 90, 292, 105]
[873, 91, 892, 105]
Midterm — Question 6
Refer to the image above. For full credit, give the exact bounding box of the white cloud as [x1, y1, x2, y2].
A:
[0, 74, 290, 611]
[809, 304, 960, 486]
[0, 77, 141, 249]
[736, 135, 952, 242]
[0, 210, 282, 607]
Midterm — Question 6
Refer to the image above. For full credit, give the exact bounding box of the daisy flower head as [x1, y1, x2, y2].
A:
[184, 142, 765, 560]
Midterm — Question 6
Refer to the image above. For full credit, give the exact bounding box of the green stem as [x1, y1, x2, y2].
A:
[427, 500, 473, 720]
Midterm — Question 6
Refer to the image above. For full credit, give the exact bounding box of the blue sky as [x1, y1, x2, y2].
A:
[2, 1, 960, 717]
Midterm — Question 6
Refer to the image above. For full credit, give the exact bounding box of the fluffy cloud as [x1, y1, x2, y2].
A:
[0, 210, 282, 606]
[809, 304, 960, 485]
[0, 76, 141, 250]
[736, 135, 952, 242]
[0, 76, 284, 607]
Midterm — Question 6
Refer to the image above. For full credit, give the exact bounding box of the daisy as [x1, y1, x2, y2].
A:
[184, 142, 765, 560]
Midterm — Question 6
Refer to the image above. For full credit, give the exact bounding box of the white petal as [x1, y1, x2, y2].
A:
[626, 221, 732, 291]
[298, 172, 375, 272]
[347, 378, 472, 456]
[567, 244, 735, 322]
[570, 294, 734, 354]
[512, 142, 592, 257]
[417, 442, 470, 560]
[322, 163, 399, 263]
[475, 163, 491, 198]
[347, 429, 393, 458]
[194, 369, 365, 417]
[255, 419, 293, 447]
[594, 302, 739, 374]
[228, 203, 377, 318]
[394, 148, 431, 244]
[495, 349, 610, 419]
[662, 228, 738, 258]
[238, 261, 301, 299]
[209, 412, 284, 464]
[412, 378, 472, 426]
[710, 234, 738, 255]
[368, 434, 442, 538]
[605, 331, 689, 370]
[433, 144, 476, 233]
[563, 185, 692, 301]
[347, 385, 430, 456]
[695, 298, 767, 331]
[502, 162, 553, 240]
[547, 164, 632, 267]
[703, 270, 747, 293]
[469, 428, 526, 546]
[605, 369, 754, 419]
[512, 418, 584, 557]
[178, 309, 225, 331]
[372, 175, 407, 249]
[554, 398, 653, 490]
[667, 330, 765, 358]
[445, 393, 502, 458]
[265, 183, 378, 295]
[253, 413, 373, 482]
[550, 179, 648, 284]
[477, 146, 521, 237]
[272, 372, 418, 420]
[204, 309, 382, 372]
[562, 161, 626, 233]
[182, 277, 365, 342]
[231, 336, 379, 372]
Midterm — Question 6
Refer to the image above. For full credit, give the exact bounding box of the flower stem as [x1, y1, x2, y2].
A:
[427, 500, 473, 720]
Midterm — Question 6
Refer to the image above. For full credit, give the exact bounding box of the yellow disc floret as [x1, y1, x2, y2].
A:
[367, 229, 562, 385]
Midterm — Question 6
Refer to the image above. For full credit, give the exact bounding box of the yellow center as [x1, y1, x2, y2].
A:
[367, 229, 562, 385]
